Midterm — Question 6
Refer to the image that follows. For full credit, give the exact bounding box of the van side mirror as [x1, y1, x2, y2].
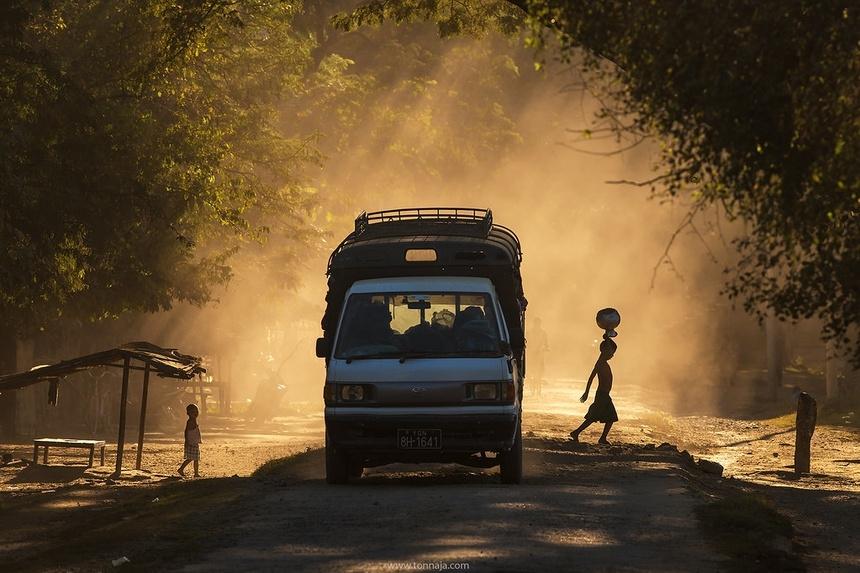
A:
[499, 340, 512, 356]
[315, 337, 330, 358]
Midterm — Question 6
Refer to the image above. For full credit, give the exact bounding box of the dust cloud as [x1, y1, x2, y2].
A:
[113, 29, 764, 418]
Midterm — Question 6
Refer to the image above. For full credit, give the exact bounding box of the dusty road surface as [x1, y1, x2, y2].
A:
[182, 440, 721, 573]
[1, 381, 858, 571]
[0, 436, 725, 573]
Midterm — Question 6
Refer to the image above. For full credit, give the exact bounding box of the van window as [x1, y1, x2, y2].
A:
[335, 292, 502, 359]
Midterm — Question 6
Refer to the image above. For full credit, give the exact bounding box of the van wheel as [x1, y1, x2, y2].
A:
[325, 432, 349, 484]
[499, 422, 523, 484]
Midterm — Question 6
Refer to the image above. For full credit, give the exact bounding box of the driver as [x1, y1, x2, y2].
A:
[453, 306, 496, 352]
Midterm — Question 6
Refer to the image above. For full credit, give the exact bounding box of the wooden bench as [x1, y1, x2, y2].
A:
[33, 438, 106, 467]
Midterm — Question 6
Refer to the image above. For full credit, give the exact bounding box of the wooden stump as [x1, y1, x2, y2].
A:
[794, 392, 817, 475]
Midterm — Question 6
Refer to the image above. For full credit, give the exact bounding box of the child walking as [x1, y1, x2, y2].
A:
[178, 403, 202, 477]
[570, 336, 619, 445]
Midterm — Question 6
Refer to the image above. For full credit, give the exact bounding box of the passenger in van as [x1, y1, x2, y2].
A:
[431, 308, 455, 329]
[569, 337, 618, 445]
[453, 306, 497, 352]
[403, 323, 447, 352]
[401, 309, 457, 353]
[453, 306, 484, 330]
[342, 300, 396, 354]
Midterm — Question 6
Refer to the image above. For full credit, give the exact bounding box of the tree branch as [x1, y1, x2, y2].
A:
[650, 202, 703, 290]
[605, 174, 673, 187]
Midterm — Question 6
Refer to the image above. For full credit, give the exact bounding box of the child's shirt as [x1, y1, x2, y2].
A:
[185, 421, 202, 445]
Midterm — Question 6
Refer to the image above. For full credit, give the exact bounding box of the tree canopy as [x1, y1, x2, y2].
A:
[0, 0, 318, 334]
[339, 0, 860, 364]
[0, 0, 536, 354]
[1, 0, 856, 367]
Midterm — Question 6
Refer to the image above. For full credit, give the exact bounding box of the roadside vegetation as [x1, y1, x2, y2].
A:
[695, 492, 801, 572]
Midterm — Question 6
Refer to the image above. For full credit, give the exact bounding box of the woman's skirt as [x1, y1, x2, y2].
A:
[585, 390, 618, 423]
[184, 442, 200, 461]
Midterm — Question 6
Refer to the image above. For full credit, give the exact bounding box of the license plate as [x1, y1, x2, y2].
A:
[397, 429, 441, 449]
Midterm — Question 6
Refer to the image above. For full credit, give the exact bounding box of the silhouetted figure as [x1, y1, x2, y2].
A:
[570, 337, 619, 445]
[528, 316, 549, 397]
[178, 404, 202, 477]
[340, 299, 396, 355]
[453, 306, 496, 352]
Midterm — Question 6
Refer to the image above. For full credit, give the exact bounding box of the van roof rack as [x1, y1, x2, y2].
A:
[327, 207, 522, 275]
[354, 208, 493, 238]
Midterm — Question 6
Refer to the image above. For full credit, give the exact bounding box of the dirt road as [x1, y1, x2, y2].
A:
[1, 381, 858, 571]
[182, 440, 721, 573]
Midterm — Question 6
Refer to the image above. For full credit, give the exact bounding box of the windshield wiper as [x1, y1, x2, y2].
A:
[397, 351, 440, 364]
[345, 349, 504, 364]
[343, 352, 401, 364]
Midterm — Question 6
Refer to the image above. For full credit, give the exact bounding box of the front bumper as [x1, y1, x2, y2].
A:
[326, 405, 518, 455]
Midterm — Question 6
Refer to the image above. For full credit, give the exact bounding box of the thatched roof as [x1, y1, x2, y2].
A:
[0, 342, 205, 391]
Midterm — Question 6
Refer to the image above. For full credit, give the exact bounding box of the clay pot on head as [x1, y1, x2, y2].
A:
[596, 307, 621, 333]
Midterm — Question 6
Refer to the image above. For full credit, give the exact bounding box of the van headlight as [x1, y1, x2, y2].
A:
[469, 383, 499, 400]
[340, 384, 366, 401]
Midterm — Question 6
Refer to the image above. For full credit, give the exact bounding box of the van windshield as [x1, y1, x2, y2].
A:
[335, 292, 503, 359]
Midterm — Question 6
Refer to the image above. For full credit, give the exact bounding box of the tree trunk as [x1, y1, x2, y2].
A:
[765, 314, 785, 399]
[0, 329, 17, 438]
[825, 339, 845, 402]
[794, 392, 816, 475]
[15, 338, 36, 436]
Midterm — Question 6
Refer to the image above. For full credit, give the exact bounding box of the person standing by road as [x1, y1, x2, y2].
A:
[569, 335, 618, 444]
[528, 316, 550, 398]
[178, 403, 202, 477]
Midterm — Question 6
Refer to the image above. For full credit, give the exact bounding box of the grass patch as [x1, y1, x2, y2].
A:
[768, 413, 797, 429]
[252, 446, 321, 479]
[695, 493, 802, 572]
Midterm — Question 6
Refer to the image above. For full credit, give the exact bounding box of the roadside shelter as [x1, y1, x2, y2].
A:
[0, 342, 205, 476]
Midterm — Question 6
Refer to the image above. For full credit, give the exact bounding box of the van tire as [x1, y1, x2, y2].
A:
[325, 432, 349, 484]
[499, 421, 523, 484]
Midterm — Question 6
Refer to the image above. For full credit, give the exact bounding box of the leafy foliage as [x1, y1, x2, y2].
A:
[526, 0, 859, 363]
[296, 1, 530, 221]
[0, 1, 318, 333]
[331, 0, 525, 37]
[340, 0, 860, 364]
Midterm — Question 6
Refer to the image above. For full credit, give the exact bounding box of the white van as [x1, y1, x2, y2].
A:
[316, 209, 527, 483]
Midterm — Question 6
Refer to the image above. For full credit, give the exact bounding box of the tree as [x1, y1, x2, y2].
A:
[0, 0, 319, 336]
[0, 1, 323, 433]
[337, 0, 860, 365]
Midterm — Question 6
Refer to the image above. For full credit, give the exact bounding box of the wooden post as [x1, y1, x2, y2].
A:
[114, 357, 130, 477]
[197, 373, 205, 418]
[135, 363, 151, 470]
[794, 392, 817, 475]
